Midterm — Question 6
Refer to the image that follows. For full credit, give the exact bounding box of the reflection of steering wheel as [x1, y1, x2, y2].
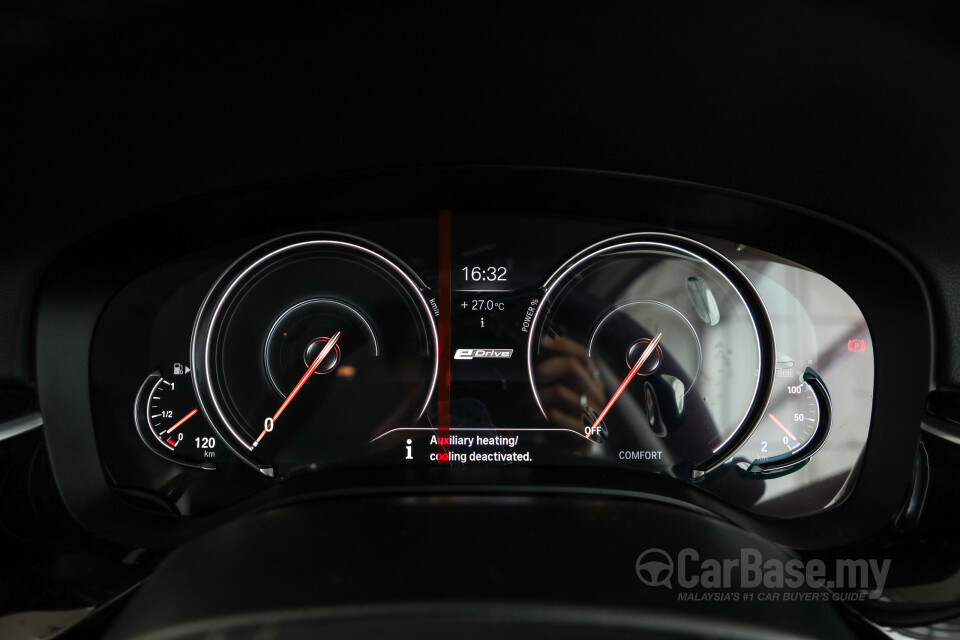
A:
[539, 293, 722, 463]
[529, 234, 776, 479]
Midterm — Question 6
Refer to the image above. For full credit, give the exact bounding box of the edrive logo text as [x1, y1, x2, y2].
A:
[454, 348, 513, 360]
[635, 547, 891, 599]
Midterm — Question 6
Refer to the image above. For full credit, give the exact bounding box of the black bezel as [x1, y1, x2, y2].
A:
[36, 168, 931, 549]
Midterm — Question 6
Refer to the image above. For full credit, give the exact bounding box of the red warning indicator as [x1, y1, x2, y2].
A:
[847, 339, 867, 353]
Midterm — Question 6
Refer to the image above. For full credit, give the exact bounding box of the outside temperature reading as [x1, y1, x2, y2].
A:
[467, 299, 505, 311]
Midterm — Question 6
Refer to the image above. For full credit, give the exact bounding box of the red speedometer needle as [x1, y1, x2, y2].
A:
[164, 408, 198, 434]
[768, 413, 797, 441]
[255, 331, 341, 445]
[591, 333, 663, 429]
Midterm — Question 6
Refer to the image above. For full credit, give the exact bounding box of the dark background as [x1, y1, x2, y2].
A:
[2, 0, 958, 389]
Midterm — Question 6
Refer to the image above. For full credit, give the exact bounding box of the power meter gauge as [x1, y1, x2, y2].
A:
[743, 367, 831, 472]
[134, 369, 220, 470]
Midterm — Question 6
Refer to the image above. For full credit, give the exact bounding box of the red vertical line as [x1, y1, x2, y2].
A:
[437, 209, 452, 462]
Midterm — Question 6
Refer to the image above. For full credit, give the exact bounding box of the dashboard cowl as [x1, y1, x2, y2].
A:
[105, 495, 853, 640]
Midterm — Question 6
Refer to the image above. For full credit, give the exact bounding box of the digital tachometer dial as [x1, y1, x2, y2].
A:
[191, 233, 438, 476]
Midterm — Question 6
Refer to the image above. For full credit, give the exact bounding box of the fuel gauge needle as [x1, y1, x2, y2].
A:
[591, 332, 662, 429]
[164, 409, 198, 434]
[255, 331, 341, 446]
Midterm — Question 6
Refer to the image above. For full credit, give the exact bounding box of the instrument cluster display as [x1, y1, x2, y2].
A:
[92, 212, 874, 520]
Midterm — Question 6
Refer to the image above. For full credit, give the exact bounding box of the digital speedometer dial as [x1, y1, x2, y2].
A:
[191, 233, 438, 476]
[528, 233, 776, 478]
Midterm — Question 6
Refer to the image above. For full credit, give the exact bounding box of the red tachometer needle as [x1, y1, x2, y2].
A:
[164, 408, 198, 434]
[591, 332, 663, 429]
[255, 331, 341, 445]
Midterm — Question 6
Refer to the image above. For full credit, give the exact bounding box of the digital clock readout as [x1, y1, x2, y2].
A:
[461, 266, 507, 282]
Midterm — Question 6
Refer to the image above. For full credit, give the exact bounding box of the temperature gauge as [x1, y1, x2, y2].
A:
[135, 369, 219, 470]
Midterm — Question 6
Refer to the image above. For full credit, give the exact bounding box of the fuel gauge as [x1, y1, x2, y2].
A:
[135, 369, 219, 470]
